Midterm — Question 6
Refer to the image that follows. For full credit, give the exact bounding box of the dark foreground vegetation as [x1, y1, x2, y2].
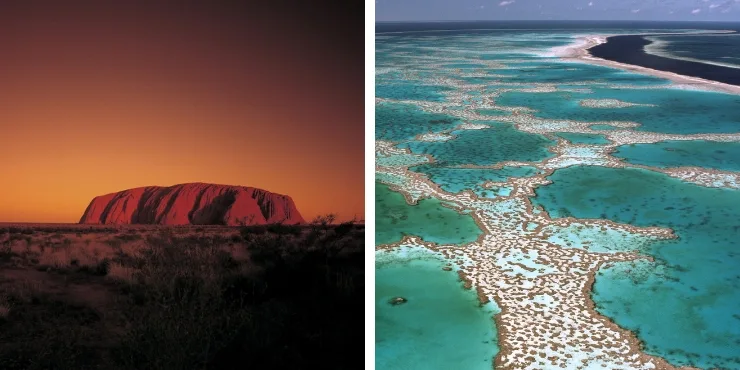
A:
[0, 217, 365, 370]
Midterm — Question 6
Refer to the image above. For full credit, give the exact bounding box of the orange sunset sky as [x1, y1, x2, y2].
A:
[0, 1, 364, 223]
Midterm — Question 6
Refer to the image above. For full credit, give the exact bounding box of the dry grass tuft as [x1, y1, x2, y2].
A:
[36, 243, 103, 269]
[0, 295, 9, 318]
[8, 240, 30, 255]
[118, 240, 148, 259]
[28, 243, 44, 254]
[37, 247, 73, 268]
[106, 262, 138, 283]
[227, 243, 251, 262]
[4, 278, 43, 303]
[83, 241, 117, 260]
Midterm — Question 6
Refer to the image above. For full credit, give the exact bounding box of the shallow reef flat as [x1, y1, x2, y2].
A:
[554, 132, 611, 145]
[495, 87, 740, 134]
[409, 164, 539, 198]
[376, 29, 740, 370]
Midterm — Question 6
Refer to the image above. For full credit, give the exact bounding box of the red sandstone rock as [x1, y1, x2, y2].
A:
[79, 183, 304, 225]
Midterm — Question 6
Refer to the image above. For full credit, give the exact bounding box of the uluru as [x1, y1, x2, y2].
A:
[79, 182, 304, 225]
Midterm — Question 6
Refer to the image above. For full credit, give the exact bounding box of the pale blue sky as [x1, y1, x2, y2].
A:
[376, 0, 740, 22]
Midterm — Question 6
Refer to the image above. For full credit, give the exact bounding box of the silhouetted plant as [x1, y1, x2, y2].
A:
[265, 223, 302, 236]
[311, 213, 337, 228]
[334, 221, 355, 237]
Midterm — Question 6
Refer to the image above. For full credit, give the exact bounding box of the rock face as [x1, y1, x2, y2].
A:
[79, 183, 304, 226]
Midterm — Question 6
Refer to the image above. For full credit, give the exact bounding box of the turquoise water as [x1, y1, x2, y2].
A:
[555, 132, 611, 145]
[376, 182, 483, 246]
[401, 123, 555, 166]
[376, 248, 500, 370]
[532, 166, 740, 369]
[496, 87, 740, 134]
[442, 62, 488, 69]
[614, 140, 740, 172]
[410, 164, 538, 197]
[377, 102, 463, 142]
[376, 83, 453, 102]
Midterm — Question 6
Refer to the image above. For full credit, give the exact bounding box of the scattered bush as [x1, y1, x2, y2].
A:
[115, 233, 143, 242]
[266, 223, 302, 236]
[0, 223, 364, 369]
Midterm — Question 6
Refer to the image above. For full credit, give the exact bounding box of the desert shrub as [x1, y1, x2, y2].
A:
[239, 225, 267, 239]
[106, 261, 137, 283]
[0, 224, 363, 370]
[0, 299, 9, 321]
[0, 292, 104, 370]
[104, 238, 123, 249]
[115, 233, 142, 242]
[76, 259, 110, 276]
[114, 225, 363, 369]
[310, 213, 336, 228]
[0, 245, 14, 263]
[7, 234, 27, 243]
[265, 223, 302, 236]
[213, 225, 363, 369]
[334, 221, 355, 237]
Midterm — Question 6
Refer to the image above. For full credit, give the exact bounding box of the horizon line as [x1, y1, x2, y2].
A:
[376, 19, 740, 23]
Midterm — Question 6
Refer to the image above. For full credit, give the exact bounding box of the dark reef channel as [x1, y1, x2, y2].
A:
[589, 33, 740, 86]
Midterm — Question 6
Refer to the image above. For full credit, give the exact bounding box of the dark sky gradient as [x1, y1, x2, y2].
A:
[0, 1, 364, 223]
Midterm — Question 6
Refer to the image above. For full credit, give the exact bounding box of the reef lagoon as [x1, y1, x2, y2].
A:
[375, 247, 500, 370]
[375, 182, 482, 246]
[613, 140, 740, 172]
[376, 23, 740, 370]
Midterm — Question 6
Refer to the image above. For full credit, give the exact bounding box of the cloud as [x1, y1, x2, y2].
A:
[711, 0, 737, 11]
[499, 1, 515, 6]
[588, 1, 593, 5]
[631, 8, 641, 12]
[691, 8, 701, 13]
